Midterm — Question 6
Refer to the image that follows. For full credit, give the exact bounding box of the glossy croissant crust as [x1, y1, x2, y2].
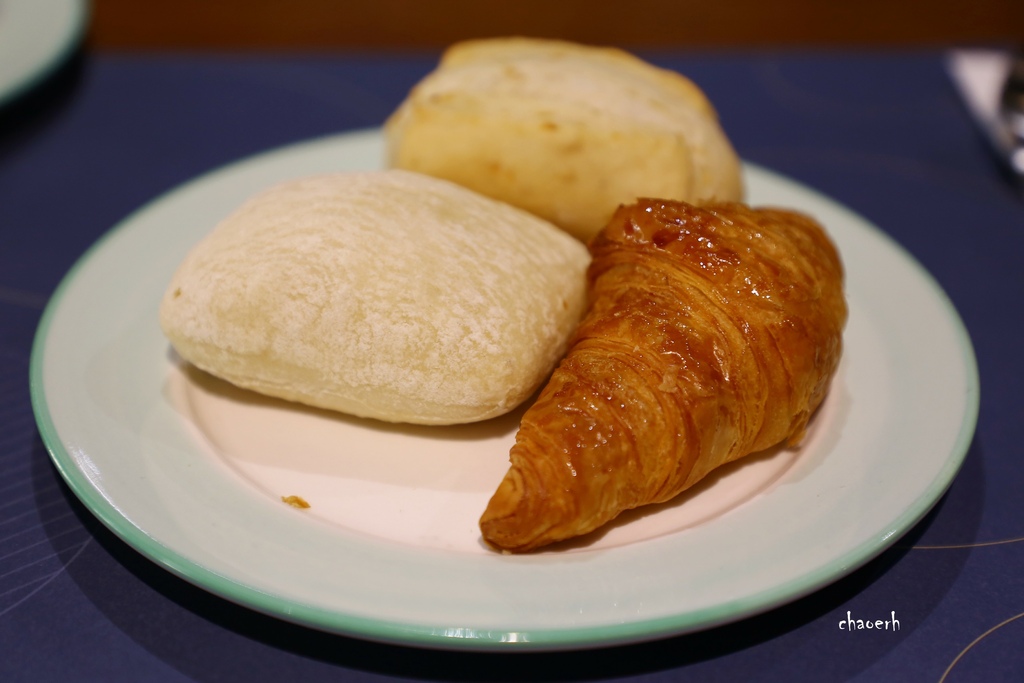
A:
[479, 199, 847, 552]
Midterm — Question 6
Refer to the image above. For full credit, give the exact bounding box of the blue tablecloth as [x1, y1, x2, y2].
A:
[1, 48, 1022, 682]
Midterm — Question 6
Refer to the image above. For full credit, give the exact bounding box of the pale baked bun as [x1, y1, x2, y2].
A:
[384, 37, 744, 242]
[159, 170, 591, 425]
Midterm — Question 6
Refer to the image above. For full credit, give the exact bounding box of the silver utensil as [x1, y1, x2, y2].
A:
[947, 48, 1024, 187]
[999, 51, 1024, 177]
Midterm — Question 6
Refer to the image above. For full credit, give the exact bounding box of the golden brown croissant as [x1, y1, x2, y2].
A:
[479, 199, 847, 552]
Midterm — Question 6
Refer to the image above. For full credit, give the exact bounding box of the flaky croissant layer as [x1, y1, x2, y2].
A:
[480, 199, 847, 552]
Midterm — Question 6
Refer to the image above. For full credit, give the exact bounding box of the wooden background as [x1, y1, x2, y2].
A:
[88, 0, 1024, 51]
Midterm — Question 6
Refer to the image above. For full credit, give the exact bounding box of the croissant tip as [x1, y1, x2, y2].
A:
[479, 471, 525, 550]
[479, 467, 554, 553]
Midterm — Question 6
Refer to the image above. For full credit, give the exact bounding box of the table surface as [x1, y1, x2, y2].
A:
[1, 47, 1022, 682]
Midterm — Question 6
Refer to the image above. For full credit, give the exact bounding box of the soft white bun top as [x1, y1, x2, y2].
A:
[159, 170, 591, 425]
[385, 38, 744, 240]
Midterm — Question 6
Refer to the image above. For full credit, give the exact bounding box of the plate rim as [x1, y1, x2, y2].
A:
[29, 128, 981, 651]
[0, 0, 88, 110]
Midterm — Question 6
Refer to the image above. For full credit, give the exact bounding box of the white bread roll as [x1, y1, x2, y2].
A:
[159, 170, 590, 425]
[385, 37, 744, 242]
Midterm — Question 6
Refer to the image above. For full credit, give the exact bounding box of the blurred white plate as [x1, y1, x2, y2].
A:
[0, 0, 86, 108]
[31, 129, 979, 650]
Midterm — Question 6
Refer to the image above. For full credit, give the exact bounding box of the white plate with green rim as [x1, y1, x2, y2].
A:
[0, 0, 87, 109]
[30, 128, 979, 650]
